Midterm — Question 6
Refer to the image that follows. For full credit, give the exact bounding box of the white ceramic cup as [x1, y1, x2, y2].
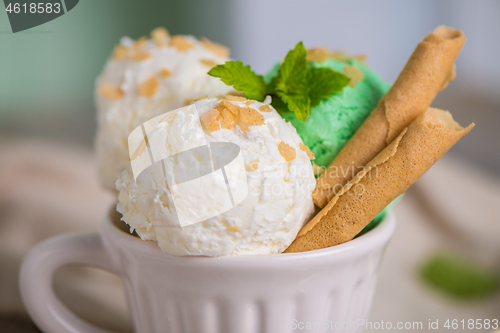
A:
[20, 209, 395, 333]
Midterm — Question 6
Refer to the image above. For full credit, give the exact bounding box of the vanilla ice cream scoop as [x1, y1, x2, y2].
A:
[116, 97, 316, 256]
[95, 28, 235, 189]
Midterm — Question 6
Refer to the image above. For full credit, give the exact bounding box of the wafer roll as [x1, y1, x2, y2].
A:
[286, 108, 474, 253]
[313, 26, 466, 208]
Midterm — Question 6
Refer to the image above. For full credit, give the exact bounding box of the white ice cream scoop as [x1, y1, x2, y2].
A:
[95, 28, 235, 190]
[116, 97, 317, 256]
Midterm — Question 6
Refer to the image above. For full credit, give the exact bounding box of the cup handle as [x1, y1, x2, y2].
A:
[20, 232, 121, 333]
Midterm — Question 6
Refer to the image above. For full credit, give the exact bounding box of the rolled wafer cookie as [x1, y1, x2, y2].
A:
[313, 26, 466, 208]
[285, 108, 474, 253]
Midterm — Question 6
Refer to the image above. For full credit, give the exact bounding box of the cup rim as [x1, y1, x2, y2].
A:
[104, 208, 395, 263]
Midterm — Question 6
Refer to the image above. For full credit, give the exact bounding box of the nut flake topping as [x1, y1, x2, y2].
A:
[217, 105, 236, 130]
[111, 29, 230, 64]
[278, 142, 296, 162]
[151, 27, 169, 47]
[159, 68, 172, 78]
[223, 95, 246, 102]
[201, 100, 265, 134]
[246, 159, 260, 172]
[130, 51, 152, 62]
[112, 45, 128, 61]
[306, 48, 332, 62]
[201, 37, 230, 58]
[98, 83, 124, 101]
[307, 48, 367, 64]
[259, 104, 272, 113]
[200, 59, 218, 68]
[342, 65, 365, 88]
[134, 37, 148, 50]
[169, 36, 194, 52]
[299, 143, 316, 160]
[200, 108, 221, 132]
[137, 76, 160, 97]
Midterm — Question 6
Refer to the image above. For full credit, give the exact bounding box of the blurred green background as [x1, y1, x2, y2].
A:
[0, 0, 232, 144]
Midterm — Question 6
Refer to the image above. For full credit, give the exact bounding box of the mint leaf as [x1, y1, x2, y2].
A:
[308, 67, 350, 107]
[270, 95, 288, 113]
[278, 93, 310, 121]
[208, 61, 267, 101]
[273, 42, 311, 120]
[420, 252, 500, 299]
[266, 76, 278, 95]
[275, 42, 308, 95]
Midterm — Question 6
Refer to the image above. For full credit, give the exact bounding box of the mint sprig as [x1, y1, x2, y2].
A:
[208, 42, 349, 121]
[308, 67, 350, 107]
[208, 61, 266, 101]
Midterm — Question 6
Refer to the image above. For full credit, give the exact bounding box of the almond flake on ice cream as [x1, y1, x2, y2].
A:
[220, 100, 240, 114]
[239, 106, 264, 129]
[159, 68, 172, 78]
[223, 95, 246, 102]
[112, 45, 128, 61]
[200, 108, 221, 132]
[169, 36, 194, 52]
[137, 76, 160, 97]
[343, 64, 365, 88]
[134, 37, 148, 50]
[200, 59, 218, 68]
[98, 83, 124, 101]
[151, 27, 169, 47]
[201, 37, 230, 58]
[354, 54, 368, 63]
[201, 100, 266, 134]
[130, 51, 152, 62]
[259, 104, 272, 112]
[306, 48, 332, 62]
[300, 143, 315, 160]
[278, 142, 296, 162]
[306, 48, 367, 64]
[219, 108, 236, 130]
[246, 159, 260, 172]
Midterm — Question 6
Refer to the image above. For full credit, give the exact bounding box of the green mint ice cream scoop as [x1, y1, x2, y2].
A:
[265, 58, 390, 169]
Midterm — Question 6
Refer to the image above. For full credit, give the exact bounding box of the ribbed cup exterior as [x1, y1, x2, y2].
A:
[103, 213, 395, 333]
